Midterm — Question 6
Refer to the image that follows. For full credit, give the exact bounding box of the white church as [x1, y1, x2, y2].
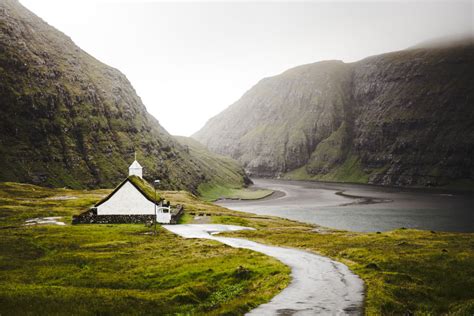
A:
[91, 158, 176, 224]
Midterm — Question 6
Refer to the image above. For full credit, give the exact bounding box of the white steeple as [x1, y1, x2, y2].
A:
[129, 152, 143, 178]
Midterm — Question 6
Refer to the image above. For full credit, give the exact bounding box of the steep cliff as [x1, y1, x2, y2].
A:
[194, 39, 474, 187]
[0, 0, 248, 192]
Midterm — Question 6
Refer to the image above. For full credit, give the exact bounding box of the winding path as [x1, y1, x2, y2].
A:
[164, 224, 364, 315]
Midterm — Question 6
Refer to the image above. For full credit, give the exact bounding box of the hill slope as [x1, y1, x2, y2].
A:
[0, 0, 247, 192]
[194, 39, 474, 187]
[175, 136, 251, 194]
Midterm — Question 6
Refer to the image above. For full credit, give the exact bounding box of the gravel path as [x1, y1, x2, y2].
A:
[164, 224, 364, 315]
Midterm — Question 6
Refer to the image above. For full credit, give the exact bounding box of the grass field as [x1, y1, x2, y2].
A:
[0, 182, 289, 315]
[162, 190, 474, 315]
[1, 182, 473, 315]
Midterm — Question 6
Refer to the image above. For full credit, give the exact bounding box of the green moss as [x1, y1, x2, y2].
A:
[283, 165, 312, 180]
[285, 154, 390, 184]
[94, 175, 162, 206]
[316, 154, 370, 183]
[306, 122, 349, 174]
[127, 175, 162, 203]
[198, 183, 273, 202]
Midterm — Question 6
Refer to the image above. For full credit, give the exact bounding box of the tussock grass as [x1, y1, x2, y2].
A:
[1, 181, 473, 315]
[0, 182, 289, 315]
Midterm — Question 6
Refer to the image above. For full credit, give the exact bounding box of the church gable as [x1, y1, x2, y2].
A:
[96, 180, 156, 215]
[95, 175, 161, 208]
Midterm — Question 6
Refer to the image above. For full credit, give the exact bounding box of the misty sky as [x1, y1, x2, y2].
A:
[20, 1, 473, 136]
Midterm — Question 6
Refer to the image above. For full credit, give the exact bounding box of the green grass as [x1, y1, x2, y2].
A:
[2, 181, 473, 315]
[284, 154, 388, 184]
[197, 183, 273, 202]
[228, 227, 474, 315]
[160, 190, 474, 315]
[0, 182, 289, 315]
[175, 136, 270, 202]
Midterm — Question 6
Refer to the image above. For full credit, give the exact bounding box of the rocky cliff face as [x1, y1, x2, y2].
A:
[194, 39, 474, 187]
[0, 0, 248, 192]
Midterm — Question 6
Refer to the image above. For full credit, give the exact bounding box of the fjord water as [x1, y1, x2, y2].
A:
[217, 179, 474, 232]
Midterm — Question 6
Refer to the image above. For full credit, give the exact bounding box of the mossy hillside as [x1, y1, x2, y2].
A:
[175, 136, 269, 201]
[194, 60, 353, 176]
[0, 182, 290, 315]
[160, 190, 474, 315]
[305, 122, 350, 174]
[284, 154, 380, 184]
[175, 136, 249, 187]
[194, 40, 474, 188]
[0, 0, 250, 194]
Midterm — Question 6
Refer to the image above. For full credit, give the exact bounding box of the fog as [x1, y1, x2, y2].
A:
[20, 0, 473, 136]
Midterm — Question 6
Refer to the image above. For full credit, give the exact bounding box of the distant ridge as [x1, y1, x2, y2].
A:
[194, 37, 474, 188]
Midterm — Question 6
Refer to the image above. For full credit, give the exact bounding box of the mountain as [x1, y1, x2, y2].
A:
[0, 0, 248, 193]
[194, 38, 474, 187]
[175, 136, 251, 194]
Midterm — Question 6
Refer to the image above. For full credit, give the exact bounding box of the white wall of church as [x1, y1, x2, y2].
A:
[97, 181, 156, 215]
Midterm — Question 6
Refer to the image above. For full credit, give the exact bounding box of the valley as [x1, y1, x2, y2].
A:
[1, 0, 473, 314]
[194, 39, 474, 189]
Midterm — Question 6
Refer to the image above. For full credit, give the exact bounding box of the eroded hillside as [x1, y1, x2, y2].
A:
[194, 39, 474, 187]
[0, 0, 248, 192]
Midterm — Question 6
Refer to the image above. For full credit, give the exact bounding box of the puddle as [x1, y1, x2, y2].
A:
[45, 196, 78, 200]
[25, 217, 66, 226]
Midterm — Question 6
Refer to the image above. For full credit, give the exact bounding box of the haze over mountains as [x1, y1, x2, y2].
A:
[1, 0, 473, 191]
[194, 38, 474, 187]
[0, 0, 248, 192]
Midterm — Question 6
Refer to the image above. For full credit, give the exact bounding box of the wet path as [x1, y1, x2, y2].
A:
[164, 224, 364, 315]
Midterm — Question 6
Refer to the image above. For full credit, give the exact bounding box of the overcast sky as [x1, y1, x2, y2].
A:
[20, 0, 473, 136]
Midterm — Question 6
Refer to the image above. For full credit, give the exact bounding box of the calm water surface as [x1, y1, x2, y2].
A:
[217, 179, 474, 232]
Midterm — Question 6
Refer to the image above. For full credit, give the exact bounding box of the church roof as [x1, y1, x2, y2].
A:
[95, 175, 161, 207]
[129, 160, 142, 169]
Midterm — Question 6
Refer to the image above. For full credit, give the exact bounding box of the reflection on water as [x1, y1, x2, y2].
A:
[217, 179, 474, 232]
